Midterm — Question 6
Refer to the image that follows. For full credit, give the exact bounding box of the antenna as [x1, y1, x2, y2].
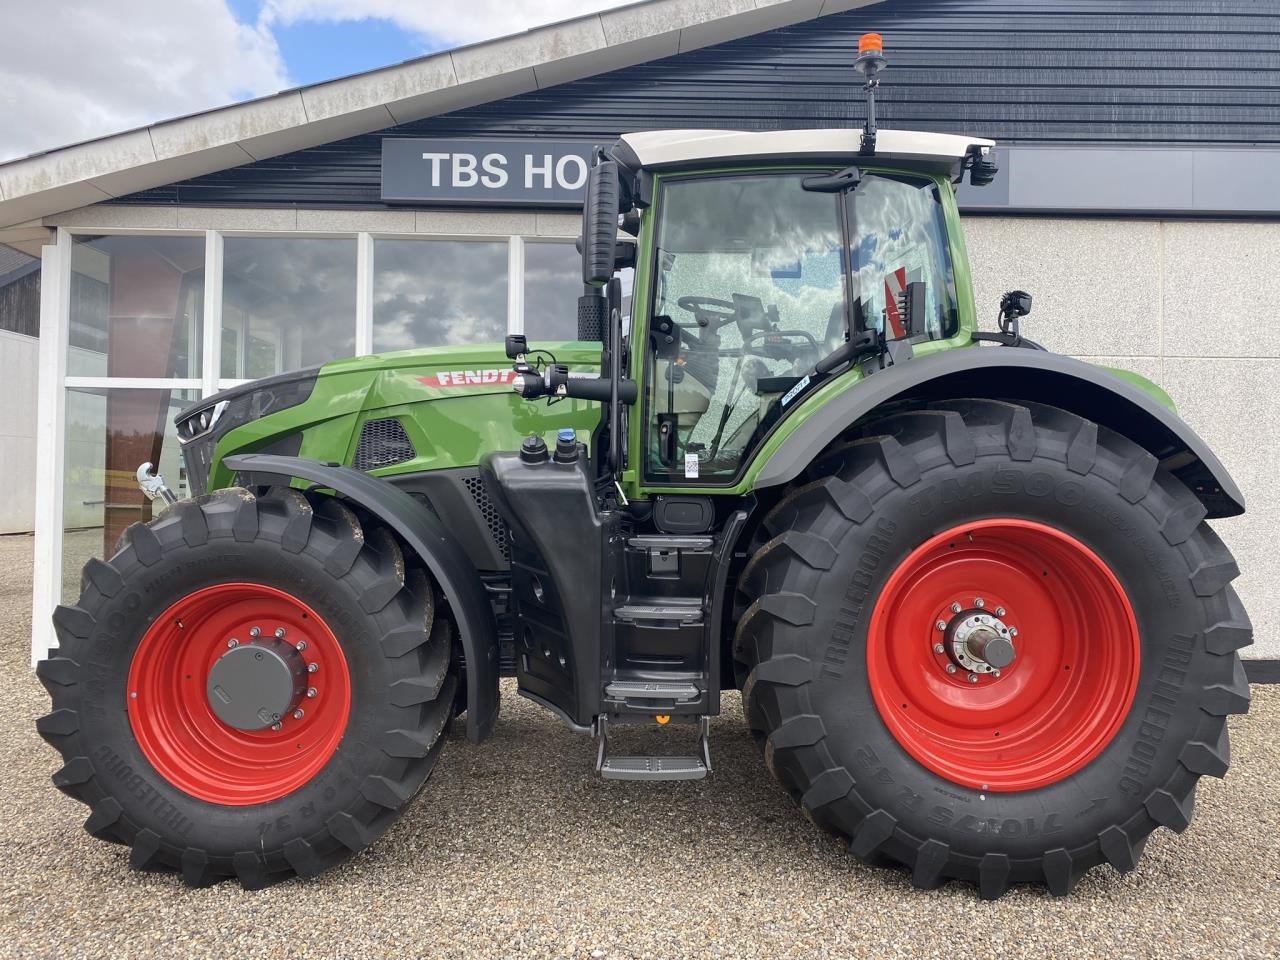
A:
[855, 33, 888, 156]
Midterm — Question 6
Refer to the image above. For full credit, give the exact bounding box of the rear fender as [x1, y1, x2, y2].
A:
[753, 349, 1244, 518]
[224, 454, 500, 742]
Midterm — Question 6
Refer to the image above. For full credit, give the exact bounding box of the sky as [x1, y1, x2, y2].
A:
[0, 0, 632, 163]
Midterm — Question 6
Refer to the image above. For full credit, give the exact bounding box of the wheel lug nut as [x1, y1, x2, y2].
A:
[249, 626, 261, 639]
[993, 669, 1002, 678]
[308, 662, 319, 673]
[292, 709, 304, 720]
[306, 687, 317, 698]
[933, 643, 945, 654]
[271, 722, 282, 731]
[950, 602, 962, 614]
[995, 607, 1006, 617]
[275, 627, 286, 639]
[945, 664, 957, 674]
[226, 638, 238, 648]
[295, 640, 307, 652]
[968, 673, 979, 683]
[1009, 627, 1019, 637]
[974, 598, 985, 608]
[935, 619, 947, 631]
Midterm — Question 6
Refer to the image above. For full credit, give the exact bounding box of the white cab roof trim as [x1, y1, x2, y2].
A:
[618, 128, 995, 172]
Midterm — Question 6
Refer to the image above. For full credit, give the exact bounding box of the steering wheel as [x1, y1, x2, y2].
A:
[677, 295, 739, 329]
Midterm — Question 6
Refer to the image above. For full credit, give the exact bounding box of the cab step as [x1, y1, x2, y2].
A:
[614, 598, 703, 626]
[603, 680, 700, 709]
[599, 755, 708, 781]
[594, 715, 712, 782]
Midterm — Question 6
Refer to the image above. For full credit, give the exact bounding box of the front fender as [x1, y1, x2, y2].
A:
[753, 349, 1244, 519]
[224, 454, 500, 742]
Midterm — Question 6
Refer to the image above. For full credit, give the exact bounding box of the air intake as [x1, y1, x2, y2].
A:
[462, 475, 511, 563]
[353, 418, 415, 471]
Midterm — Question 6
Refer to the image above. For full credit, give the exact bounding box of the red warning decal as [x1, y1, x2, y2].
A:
[883, 266, 909, 339]
[417, 368, 519, 389]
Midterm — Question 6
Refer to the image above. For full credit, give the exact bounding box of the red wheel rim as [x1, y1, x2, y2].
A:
[127, 583, 351, 805]
[866, 519, 1140, 792]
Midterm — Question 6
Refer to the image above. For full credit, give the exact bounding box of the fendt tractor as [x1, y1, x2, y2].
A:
[39, 36, 1252, 899]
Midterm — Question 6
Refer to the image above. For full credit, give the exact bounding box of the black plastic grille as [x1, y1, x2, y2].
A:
[462, 475, 510, 563]
[353, 418, 415, 471]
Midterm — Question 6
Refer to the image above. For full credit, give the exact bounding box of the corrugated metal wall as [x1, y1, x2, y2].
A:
[115, 0, 1280, 208]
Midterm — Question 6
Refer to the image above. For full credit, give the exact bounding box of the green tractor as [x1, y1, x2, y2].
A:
[39, 38, 1251, 899]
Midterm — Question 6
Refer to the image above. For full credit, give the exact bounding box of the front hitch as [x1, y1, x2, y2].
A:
[136, 462, 178, 505]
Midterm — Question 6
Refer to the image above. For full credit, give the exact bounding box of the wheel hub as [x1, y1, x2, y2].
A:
[207, 635, 307, 731]
[942, 605, 1017, 677]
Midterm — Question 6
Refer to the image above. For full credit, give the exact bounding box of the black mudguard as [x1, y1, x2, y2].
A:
[755, 348, 1244, 518]
[224, 454, 500, 742]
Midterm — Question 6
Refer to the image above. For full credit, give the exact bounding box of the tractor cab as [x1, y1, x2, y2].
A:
[621, 129, 991, 484]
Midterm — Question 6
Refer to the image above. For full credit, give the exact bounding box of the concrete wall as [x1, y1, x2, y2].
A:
[964, 217, 1280, 658]
[0, 330, 37, 534]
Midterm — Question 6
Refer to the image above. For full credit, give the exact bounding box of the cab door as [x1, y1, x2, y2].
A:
[639, 171, 848, 487]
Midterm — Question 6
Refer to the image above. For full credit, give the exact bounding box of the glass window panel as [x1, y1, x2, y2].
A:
[372, 239, 507, 352]
[221, 237, 357, 379]
[847, 175, 959, 341]
[523, 241, 580, 341]
[61, 387, 197, 601]
[69, 236, 204, 378]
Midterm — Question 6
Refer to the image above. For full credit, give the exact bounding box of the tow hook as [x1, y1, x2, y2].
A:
[136, 462, 178, 505]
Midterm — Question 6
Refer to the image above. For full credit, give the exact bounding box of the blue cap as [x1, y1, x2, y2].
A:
[557, 428, 576, 443]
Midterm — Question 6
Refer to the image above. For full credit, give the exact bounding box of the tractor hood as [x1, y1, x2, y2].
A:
[176, 342, 605, 497]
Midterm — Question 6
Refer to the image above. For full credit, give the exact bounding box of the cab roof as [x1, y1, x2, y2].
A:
[614, 128, 995, 180]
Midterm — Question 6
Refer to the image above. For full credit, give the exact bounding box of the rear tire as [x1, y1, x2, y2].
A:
[38, 487, 457, 888]
[736, 399, 1251, 898]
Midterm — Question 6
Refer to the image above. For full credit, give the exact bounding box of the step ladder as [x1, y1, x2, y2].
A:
[595, 715, 712, 782]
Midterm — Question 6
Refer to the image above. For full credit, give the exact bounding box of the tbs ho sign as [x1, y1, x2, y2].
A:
[381, 138, 596, 207]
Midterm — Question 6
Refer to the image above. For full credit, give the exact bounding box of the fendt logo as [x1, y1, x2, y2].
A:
[417, 369, 520, 389]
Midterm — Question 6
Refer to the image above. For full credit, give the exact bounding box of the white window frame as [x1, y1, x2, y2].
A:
[31, 221, 581, 664]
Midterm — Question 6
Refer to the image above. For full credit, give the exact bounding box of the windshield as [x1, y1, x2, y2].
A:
[643, 170, 959, 485]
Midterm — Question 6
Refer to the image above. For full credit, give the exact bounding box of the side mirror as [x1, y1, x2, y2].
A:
[582, 158, 620, 287]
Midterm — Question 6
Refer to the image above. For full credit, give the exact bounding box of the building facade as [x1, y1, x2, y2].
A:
[1, 0, 1277, 665]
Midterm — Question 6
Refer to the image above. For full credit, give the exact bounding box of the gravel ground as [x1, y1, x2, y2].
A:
[1, 532, 1276, 960]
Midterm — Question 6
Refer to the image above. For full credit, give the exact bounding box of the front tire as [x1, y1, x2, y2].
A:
[736, 399, 1251, 898]
[38, 487, 457, 888]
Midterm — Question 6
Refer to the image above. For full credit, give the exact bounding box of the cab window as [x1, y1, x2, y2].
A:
[848, 174, 959, 340]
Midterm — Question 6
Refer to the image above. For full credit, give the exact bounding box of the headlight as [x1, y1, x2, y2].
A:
[175, 367, 319, 495]
[175, 399, 228, 442]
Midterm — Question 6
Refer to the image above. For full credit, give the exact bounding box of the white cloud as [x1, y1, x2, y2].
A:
[260, 0, 633, 46]
[0, 0, 287, 162]
[0, 0, 632, 164]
